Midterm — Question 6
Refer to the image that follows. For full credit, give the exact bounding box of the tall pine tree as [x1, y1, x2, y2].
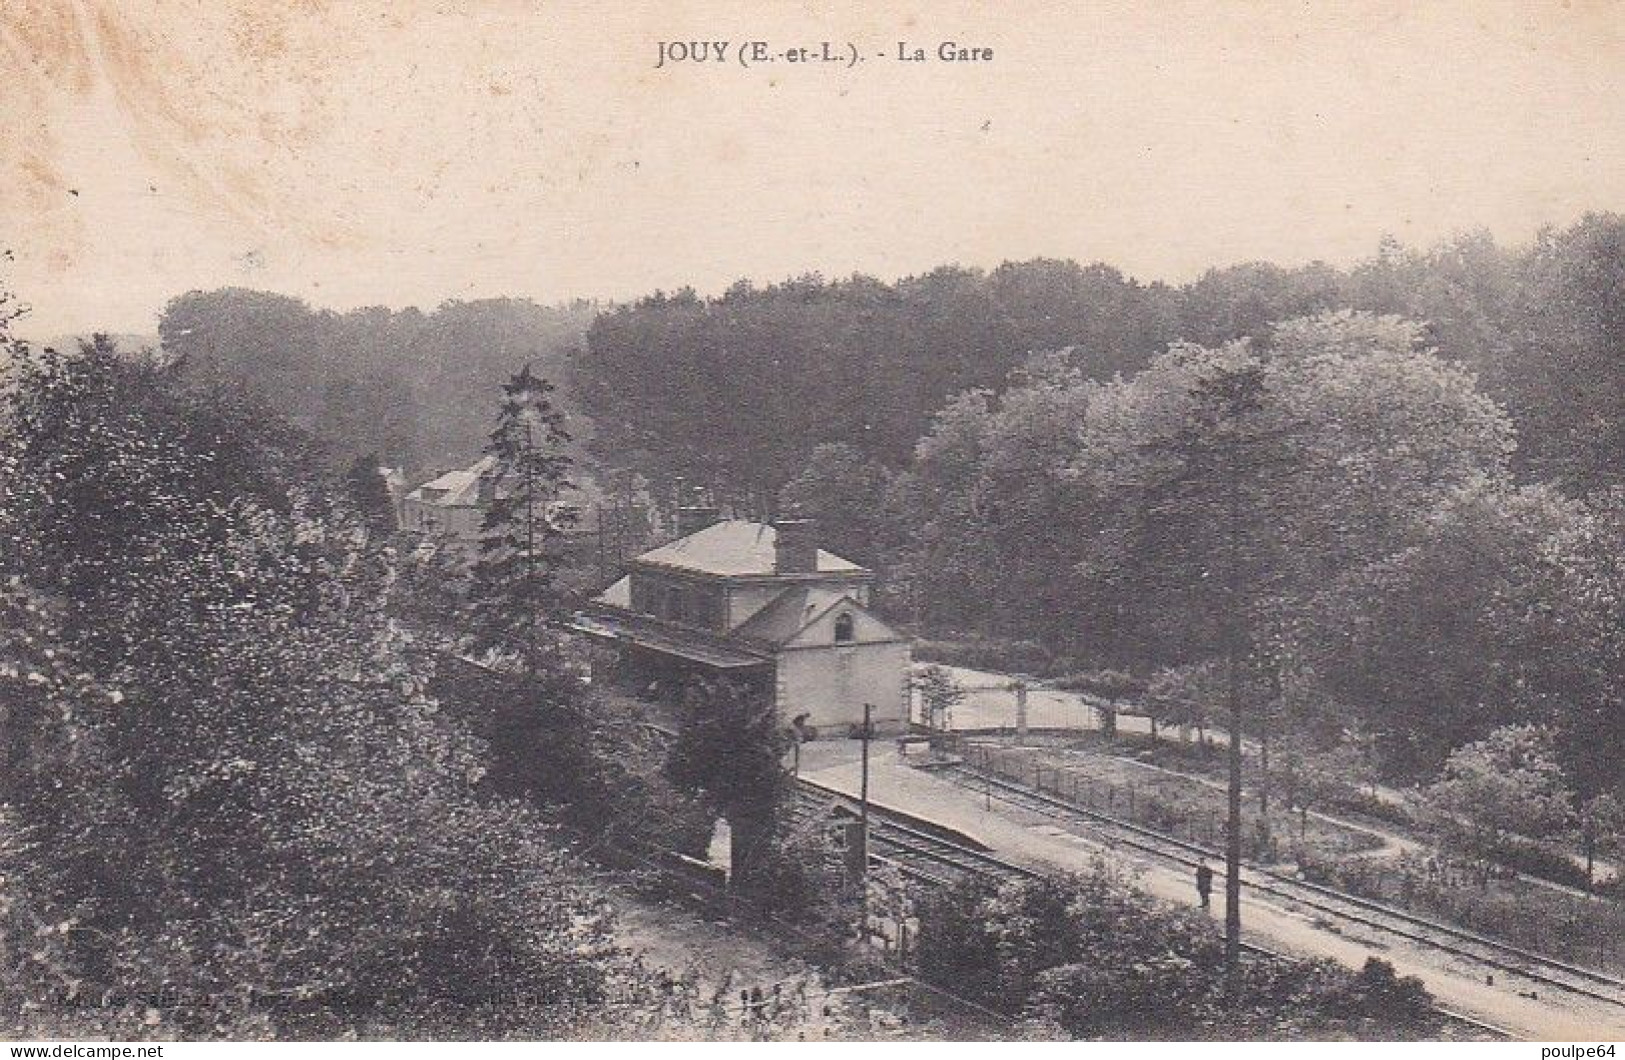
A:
[468, 365, 576, 672]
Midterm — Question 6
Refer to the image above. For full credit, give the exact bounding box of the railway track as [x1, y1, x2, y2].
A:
[939, 759, 1625, 1016]
[790, 778, 1038, 888]
[867, 812, 1039, 887]
[792, 775, 1512, 1040]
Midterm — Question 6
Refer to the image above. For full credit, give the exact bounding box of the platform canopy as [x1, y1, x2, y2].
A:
[571, 611, 770, 670]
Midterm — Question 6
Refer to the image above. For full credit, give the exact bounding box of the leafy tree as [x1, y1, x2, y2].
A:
[1536, 487, 1625, 801]
[1144, 664, 1220, 745]
[910, 354, 1100, 646]
[910, 388, 1002, 634]
[1420, 725, 1576, 863]
[1177, 260, 1345, 348]
[345, 451, 397, 534]
[665, 678, 792, 888]
[1502, 214, 1625, 488]
[915, 664, 966, 734]
[777, 442, 908, 565]
[1055, 669, 1147, 739]
[1096, 346, 1299, 971]
[0, 339, 626, 1036]
[1268, 311, 1515, 580]
[1304, 484, 1605, 783]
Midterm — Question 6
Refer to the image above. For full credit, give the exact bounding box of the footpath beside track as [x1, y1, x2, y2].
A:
[793, 774, 1514, 1040]
[930, 759, 1624, 1016]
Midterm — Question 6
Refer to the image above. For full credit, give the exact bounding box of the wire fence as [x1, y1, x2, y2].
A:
[961, 741, 1236, 854]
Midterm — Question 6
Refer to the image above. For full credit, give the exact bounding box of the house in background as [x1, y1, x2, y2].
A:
[399, 457, 653, 583]
[400, 456, 496, 539]
[576, 509, 912, 737]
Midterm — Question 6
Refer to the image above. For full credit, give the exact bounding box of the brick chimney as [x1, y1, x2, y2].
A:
[773, 518, 818, 574]
[675, 505, 720, 537]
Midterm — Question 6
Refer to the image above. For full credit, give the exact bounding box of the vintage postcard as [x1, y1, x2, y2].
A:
[2, 0, 1623, 1049]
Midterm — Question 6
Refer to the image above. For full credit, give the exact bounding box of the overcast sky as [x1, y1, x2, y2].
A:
[4, 0, 1624, 337]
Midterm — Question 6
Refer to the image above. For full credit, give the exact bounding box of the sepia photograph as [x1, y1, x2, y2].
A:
[1, 0, 1623, 1049]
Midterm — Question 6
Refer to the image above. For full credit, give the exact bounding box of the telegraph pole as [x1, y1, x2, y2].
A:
[1222, 389, 1247, 991]
[859, 703, 873, 877]
[1225, 658, 1243, 983]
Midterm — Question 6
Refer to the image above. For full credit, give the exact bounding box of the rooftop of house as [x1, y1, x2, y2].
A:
[405, 456, 496, 507]
[632, 519, 865, 578]
[403, 459, 644, 530]
[730, 585, 860, 644]
[589, 577, 862, 645]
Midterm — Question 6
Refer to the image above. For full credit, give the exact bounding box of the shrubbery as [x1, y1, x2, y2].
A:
[911, 865, 1440, 1039]
[0, 342, 646, 1038]
[1296, 850, 1625, 974]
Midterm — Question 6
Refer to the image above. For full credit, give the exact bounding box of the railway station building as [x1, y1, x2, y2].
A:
[576, 509, 912, 736]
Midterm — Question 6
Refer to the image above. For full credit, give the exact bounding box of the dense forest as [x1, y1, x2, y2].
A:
[158, 289, 595, 476]
[143, 216, 1625, 804]
[153, 216, 1625, 503]
[577, 217, 1625, 506]
[574, 217, 1625, 806]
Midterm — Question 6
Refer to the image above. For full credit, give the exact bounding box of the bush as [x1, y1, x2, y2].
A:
[1486, 836, 1591, 890]
[431, 660, 715, 858]
[912, 865, 1440, 1039]
[0, 346, 641, 1038]
[1320, 958, 1433, 1023]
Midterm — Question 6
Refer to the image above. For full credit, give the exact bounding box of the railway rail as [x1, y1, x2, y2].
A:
[937, 759, 1625, 1017]
[792, 775, 1512, 1040]
[790, 778, 1038, 888]
[868, 813, 1038, 887]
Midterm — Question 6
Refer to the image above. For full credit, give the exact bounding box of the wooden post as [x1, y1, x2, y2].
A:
[595, 504, 606, 590]
[859, 704, 872, 880]
[1014, 680, 1029, 745]
[1225, 671, 1244, 986]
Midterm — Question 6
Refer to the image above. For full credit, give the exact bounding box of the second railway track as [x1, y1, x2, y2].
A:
[935, 759, 1625, 1014]
[792, 773, 1514, 1040]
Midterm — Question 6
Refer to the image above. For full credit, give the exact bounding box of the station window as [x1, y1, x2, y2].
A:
[833, 612, 855, 643]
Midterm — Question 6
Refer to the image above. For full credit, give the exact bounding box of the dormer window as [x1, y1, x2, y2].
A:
[833, 612, 855, 644]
